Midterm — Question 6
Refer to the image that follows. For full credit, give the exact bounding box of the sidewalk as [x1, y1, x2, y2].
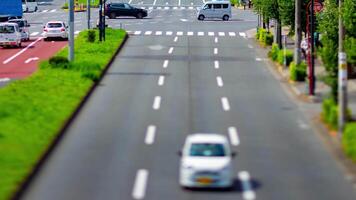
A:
[245, 28, 356, 119]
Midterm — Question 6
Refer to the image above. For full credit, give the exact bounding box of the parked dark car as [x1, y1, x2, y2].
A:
[105, 3, 147, 19]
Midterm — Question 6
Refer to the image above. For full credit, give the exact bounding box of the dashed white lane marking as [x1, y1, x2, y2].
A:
[228, 127, 240, 146]
[214, 48, 218, 55]
[218, 32, 225, 36]
[229, 32, 236, 36]
[153, 96, 161, 110]
[178, 0, 181, 6]
[24, 57, 39, 64]
[158, 76, 165, 86]
[49, 9, 56, 12]
[134, 31, 142, 35]
[0, 78, 10, 82]
[166, 31, 173, 36]
[238, 171, 256, 200]
[214, 37, 218, 43]
[168, 47, 174, 54]
[187, 31, 194, 36]
[30, 32, 39, 36]
[221, 97, 230, 111]
[216, 76, 223, 87]
[255, 57, 262, 61]
[174, 36, 178, 42]
[177, 31, 183, 36]
[132, 169, 149, 199]
[248, 44, 253, 49]
[3, 37, 42, 65]
[198, 32, 204, 36]
[42, 9, 48, 13]
[145, 31, 152, 35]
[214, 60, 219, 69]
[208, 32, 215, 36]
[155, 31, 162, 35]
[239, 32, 247, 38]
[145, 125, 156, 145]
[180, 19, 188, 22]
[153, 0, 157, 5]
[163, 60, 169, 68]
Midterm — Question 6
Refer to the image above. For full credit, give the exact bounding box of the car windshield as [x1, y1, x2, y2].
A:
[47, 23, 63, 28]
[0, 25, 15, 33]
[189, 143, 226, 157]
[9, 20, 24, 27]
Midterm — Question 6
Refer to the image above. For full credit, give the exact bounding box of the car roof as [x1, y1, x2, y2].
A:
[0, 22, 18, 26]
[186, 134, 228, 144]
[46, 21, 64, 24]
[9, 19, 26, 22]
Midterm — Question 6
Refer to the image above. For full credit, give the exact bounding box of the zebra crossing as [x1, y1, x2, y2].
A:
[30, 31, 81, 37]
[127, 30, 247, 38]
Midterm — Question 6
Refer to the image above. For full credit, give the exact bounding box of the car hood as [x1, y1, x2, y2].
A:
[182, 156, 231, 170]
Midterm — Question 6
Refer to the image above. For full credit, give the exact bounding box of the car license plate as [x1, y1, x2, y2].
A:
[196, 177, 213, 185]
[50, 30, 59, 33]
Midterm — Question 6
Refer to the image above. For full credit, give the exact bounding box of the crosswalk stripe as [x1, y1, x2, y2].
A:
[177, 31, 183, 36]
[229, 32, 236, 36]
[155, 31, 162, 35]
[50, 9, 56, 12]
[30, 32, 39, 36]
[218, 32, 225, 36]
[180, 7, 186, 9]
[145, 31, 152, 35]
[157, 7, 162, 9]
[166, 31, 173, 35]
[188, 7, 194, 9]
[187, 31, 194, 36]
[134, 31, 142, 35]
[173, 7, 178, 9]
[128, 31, 241, 37]
[198, 32, 204, 36]
[164, 7, 169, 9]
[208, 32, 215, 36]
[42, 9, 48, 13]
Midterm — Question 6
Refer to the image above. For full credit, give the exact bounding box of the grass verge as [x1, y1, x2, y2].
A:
[343, 122, 356, 162]
[0, 28, 126, 200]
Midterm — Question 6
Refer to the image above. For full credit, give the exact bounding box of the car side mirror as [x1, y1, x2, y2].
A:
[177, 150, 182, 157]
[231, 152, 237, 158]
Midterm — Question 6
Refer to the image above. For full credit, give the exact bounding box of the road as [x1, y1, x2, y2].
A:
[16, 0, 356, 200]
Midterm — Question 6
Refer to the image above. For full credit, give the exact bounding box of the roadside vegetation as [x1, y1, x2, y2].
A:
[0, 28, 126, 200]
[62, 0, 100, 9]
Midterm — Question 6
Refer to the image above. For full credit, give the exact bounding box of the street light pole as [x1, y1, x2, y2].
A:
[68, 0, 74, 61]
[294, 0, 302, 65]
[338, 0, 347, 135]
[87, 0, 90, 29]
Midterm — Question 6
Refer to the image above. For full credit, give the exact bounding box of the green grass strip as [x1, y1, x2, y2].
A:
[0, 28, 126, 200]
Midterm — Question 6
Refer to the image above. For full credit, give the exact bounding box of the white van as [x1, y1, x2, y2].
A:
[22, 0, 39, 13]
[0, 23, 22, 48]
[197, 1, 232, 21]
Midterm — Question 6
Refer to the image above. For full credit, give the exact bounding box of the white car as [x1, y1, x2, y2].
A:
[43, 21, 68, 41]
[179, 134, 235, 189]
[8, 19, 30, 41]
[0, 22, 22, 48]
[197, 1, 232, 21]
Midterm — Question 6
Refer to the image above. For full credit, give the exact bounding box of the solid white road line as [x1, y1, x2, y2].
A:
[208, 32, 215, 36]
[221, 97, 230, 111]
[158, 76, 165, 86]
[145, 31, 152, 35]
[145, 125, 156, 145]
[3, 37, 42, 65]
[134, 31, 142, 35]
[174, 36, 178, 42]
[132, 169, 149, 199]
[198, 32, 204, 36]
[153, 96, 161, 110]
[229, 32, 236, 36]
[214, 48, 218, 55]
[214, 60, 219, 69]
[238, 171, 256, 200]
[228, 127, 240, 146]
[128, 0, 133, 3]
[215, 37, 218, 43]
[0, 78, 10, 82]
[166, 31, 173, 36]
[216, 76, 223, 87]
[163, 60, 169, 68]
[30, 32, 39, 36]
[168, 47, 174, 54]
[177, 31, 183, 36]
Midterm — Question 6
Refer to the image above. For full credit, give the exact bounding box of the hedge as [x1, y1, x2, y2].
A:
[343, 122, 356, 162]
[322, 98, 352, 130]
[257, 28, 273, 46]
[0, 28, 126, 200]
[289, 61, 307, 81]
[277, 49, 293, 66]
[268, 43, 280, 61]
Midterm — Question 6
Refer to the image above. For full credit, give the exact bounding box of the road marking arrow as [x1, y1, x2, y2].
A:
[25, 57, 39, 64]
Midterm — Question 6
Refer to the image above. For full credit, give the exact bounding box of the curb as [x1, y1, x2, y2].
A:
[11, 33, 129, 200]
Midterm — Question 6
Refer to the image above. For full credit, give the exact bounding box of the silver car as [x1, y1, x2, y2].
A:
[8, 19, 30, 41]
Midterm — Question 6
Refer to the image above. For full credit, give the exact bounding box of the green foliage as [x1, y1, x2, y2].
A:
[289, 61, 307, 81]
[257, 28, 273, 46]
[264, 32, 273, 46]
[230, 0, 239, 6]
[322, 98, 352, 129]
[277, 49, 293, 66]
[268, 43, 280, 61]
[0, 29, 126, 200]
[343, 122, 356, 162]
[343, 0, 356, 37]
[87, 30, 96, 43]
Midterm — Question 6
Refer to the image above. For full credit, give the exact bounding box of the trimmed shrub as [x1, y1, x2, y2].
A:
[87, 30, 96, 43]
[258, 28, 267, 42]
[268, 43, 280, 61]
[343, 122, 356, 162]
[322, 98, 352, 129]
[289, 61, 307, 81]
[48, 56, 70, 69]
[263, 32, 273, 46]
[277, 49, 294, 66]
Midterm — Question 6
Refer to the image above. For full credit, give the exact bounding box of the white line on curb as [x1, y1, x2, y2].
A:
[132, 169, 149, 199]
[163, 60, 169, 68]
[228, 127, 240, 146]
[221, 97, 230, 111]
[214, 60, 219, 69]
[158, 76, 165, 86]
[168, 47, 174, 54]
[3, 37, 42, 64]
[153, 96, 161, 110]
[145, 125, 156, 145]
[216, 76, 223, 87]
[238, 171, 256, 200]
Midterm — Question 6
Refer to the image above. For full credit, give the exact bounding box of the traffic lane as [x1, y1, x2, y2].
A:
[214, 38, 356, 199]
[0, 38, 67, 78]
[21, 36, 179, 200]
[145, 35, 246, 200]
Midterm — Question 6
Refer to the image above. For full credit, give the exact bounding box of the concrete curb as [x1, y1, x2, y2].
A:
[11, 33, 129, 200]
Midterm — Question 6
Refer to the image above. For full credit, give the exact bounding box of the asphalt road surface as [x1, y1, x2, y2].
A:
[18, 0, 356, 200]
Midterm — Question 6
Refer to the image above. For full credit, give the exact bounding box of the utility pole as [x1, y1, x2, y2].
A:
[99, 0, 103, 41]
[338, 0, 347, 135]
[87, 0, 90, 29]
[68, 0, 74, 61]
[294, 0, 302, 65]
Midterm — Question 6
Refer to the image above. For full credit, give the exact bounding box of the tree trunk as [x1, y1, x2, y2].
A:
[294, 0, 302, 65]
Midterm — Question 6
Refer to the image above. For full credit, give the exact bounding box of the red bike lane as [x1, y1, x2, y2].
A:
[0, 38, 67, 78]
